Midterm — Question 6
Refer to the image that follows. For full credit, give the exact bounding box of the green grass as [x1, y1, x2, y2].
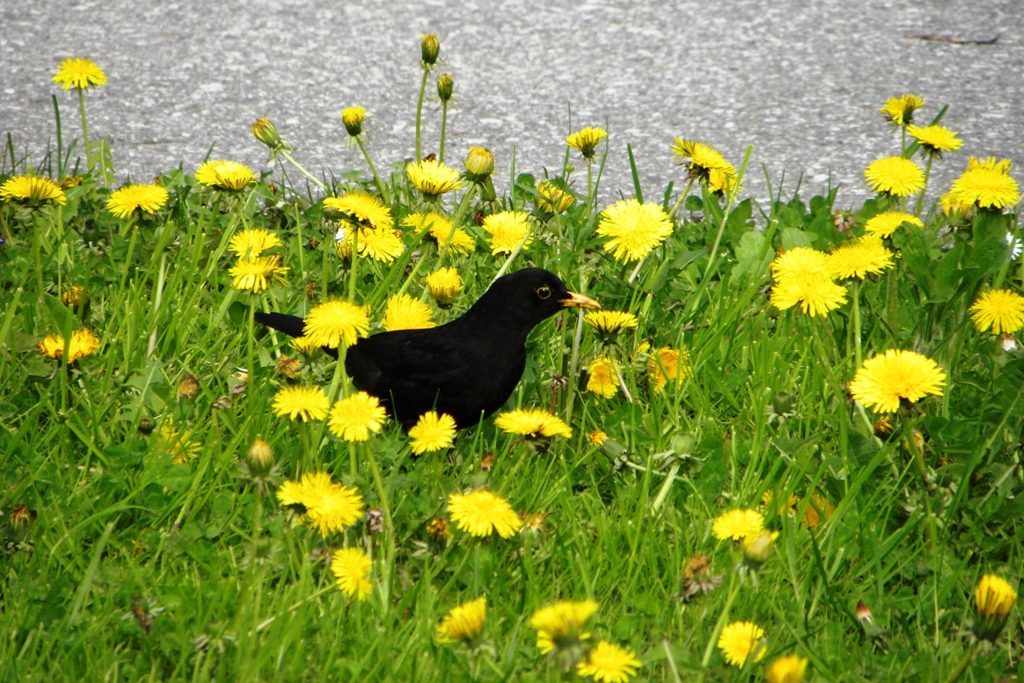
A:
[1, 45, 1023, 683]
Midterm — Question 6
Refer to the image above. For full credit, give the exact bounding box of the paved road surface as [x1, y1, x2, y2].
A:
[3, 0, 1021, 210]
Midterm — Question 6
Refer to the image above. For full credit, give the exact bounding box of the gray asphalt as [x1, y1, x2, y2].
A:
[3, 0, 1022, 210]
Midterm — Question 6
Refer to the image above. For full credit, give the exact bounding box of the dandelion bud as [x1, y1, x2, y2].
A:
[420, 33, 440, 66]
[138, 418, 155, 435]
[426, 517, 452, 552]
[341, 106, 366, 137]
[670, 432, 696, 457]
[873, 415, 894, 439]
[741, 531, 775, 567]
[535, 180, 574, 214]
[247, 439, 275, 471]
[251, 118, 289, 152]
[426, 267, 462, 304]
[61, 175, 84, 189]
[856, 600, 886, 641]
[366, 508, 385, 534]
[10, 503, 36, 529]
[437, 72, 454, 102]
[178, 374, 200, 399]
[61, 284, 91, 315]
[464, 146, 494, 184]
[973, 574, 1017, 642]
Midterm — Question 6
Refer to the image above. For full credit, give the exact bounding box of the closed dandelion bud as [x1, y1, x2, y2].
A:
[247, 439, 274, 470]
[591, 430, 628, 461]
[772, 391, 793, 416]
[464, 146, 494, 184]
[138, 418, 155, 435]
[671, 432, 696, 457]
[437, 72, 454, 102]
[973, 574, 1017, 641]
[426, 517, 452, 552]
[62, 285, 91, 315]
[251, 118, 289, 152]
[366, 508, 385, 534]
[873, 415, 894, 439]
[342, 106, 366, 137]
[178, 374, 200, 399]
[421, 33, 440, 66]
[61, 175, 84, 189]
[426, 267, 462, 304]
[742, 531, 775, 567]
[856, 601, 887, 642]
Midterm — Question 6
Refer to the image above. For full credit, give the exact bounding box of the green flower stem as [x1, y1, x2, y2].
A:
[585, 160, 594, 217]
[492, 227, 533, 281]
[941, 641, 980, 683]
[885, 267, 899, 340]
[77, 87, 92, 174]
[701, 145, 752, 287]
[278, 150, 327, 193]
[666, 178, 697, 222]
[439, 184, 480, 262]
[851, 279, 863, 369]
[356, 137, 390, 205]
[349, 226, 360, 303]
[349, 441, 358, 479]
[698, 571, 740, 671]
[915, 154, 934, 215]
[364, 444, 396, 612]
[563, 273, 588, 423]
[312, 343, 350, 460]
[652, 464, 680, 512]
[415, 69, 429, 162]
[439, 101, 449, 164]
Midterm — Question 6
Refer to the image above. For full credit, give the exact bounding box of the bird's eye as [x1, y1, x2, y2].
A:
[536, 286, 551, 300]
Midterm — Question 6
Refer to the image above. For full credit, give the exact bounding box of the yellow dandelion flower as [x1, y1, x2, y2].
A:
[863, 211, 923, 238]
[271, 385, 330, 422]
[52, 57, 106, 90]
[849, 349, 947, 413]
[968, 156, 1013, 174]
[448, 489, 522, 538]
[106, 184, 170, 219]
[406, 212, 476, 254]
[770, 247, 829, 281]
[596, 199, 673, 262]
[536, 180, 575, 214]
[589, 431, 609, 447]
[324, 191, 393, 230]
[974, 574, 1017, 641]
[408, 411, 457, 454]
[865, 156, 925, 197]
[426, 267, 462, 303]
[586, 357, 619, 399]
[158, 418, 201, 464]
[289, 336, 320, 355]
[336, 226, 405, 264]
[341, 106, 366, 137]
[305, 483, 364, 536]
[671, 137, 738, 194]
[383, 293, 437, 332]
[37, 328, 101, 363]
[436, 597, 487, 645]
[969, 289, 1024, 335]
[576, 641, 641, 683]
[907, 124, 962, 157]
[229, 254, 288, 293]
[718, 621, 766, 667]
[0, 175, 67, 206]
[494, 408, 573, 439]
[770, 277, 848, 317]
[826, 236, 894, 280]
[482, 210, 533, 255]
[566, 127, 608, 159]
[195, 160, 255, 191]
[584, 311, 639, 334]
[228, 228, 282, 258]
[648, 346, 690, 392]
[331, 547, 373, 600]
[880, 94, 925, 127]
[530, 600, 598, 654]
[407, 159, 462, 198]
[712, 508, 764, 541]
[948, 166, 1021, 210]
[303, 299, 370, 348]
[328, 391, 387, 442]
[766, 655, 808, 683]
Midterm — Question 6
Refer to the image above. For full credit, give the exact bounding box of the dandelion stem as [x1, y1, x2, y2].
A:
[941, 641, 980, 683]
[585, 160, 594, 217]
[439, 184, 479, 263]
[439, 101, 449, 164]
[77, 87, 92, 175]
[356, 137, 390, 204]
[349, 226, 359, 303]
[699, 572, 740, 670]
[915, 154, 934, 215]
[666, 178, 696, 222]
[702, 145, 752, 286]
[415, 69, 429, 161]
[563, 273, 588, 423]
[278, 150, 327, 193]
[851, 279, 863, 368]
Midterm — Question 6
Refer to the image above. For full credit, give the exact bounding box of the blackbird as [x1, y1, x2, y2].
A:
[254, 268, 600, 429]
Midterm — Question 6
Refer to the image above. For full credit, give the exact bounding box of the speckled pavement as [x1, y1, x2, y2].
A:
[3, 0, 1021, 208]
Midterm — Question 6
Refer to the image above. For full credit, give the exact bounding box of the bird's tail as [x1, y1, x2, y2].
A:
[253, 312, 340, 359]
[253, 312, 306, 338]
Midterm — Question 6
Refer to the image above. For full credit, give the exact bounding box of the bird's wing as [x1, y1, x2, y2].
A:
[347, 330, 468, 393]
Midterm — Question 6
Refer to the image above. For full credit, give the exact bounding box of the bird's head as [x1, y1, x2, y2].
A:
[476, 268, 600, 329]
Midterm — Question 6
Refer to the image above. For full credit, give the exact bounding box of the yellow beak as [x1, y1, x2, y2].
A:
[562, 291, 601, 310]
